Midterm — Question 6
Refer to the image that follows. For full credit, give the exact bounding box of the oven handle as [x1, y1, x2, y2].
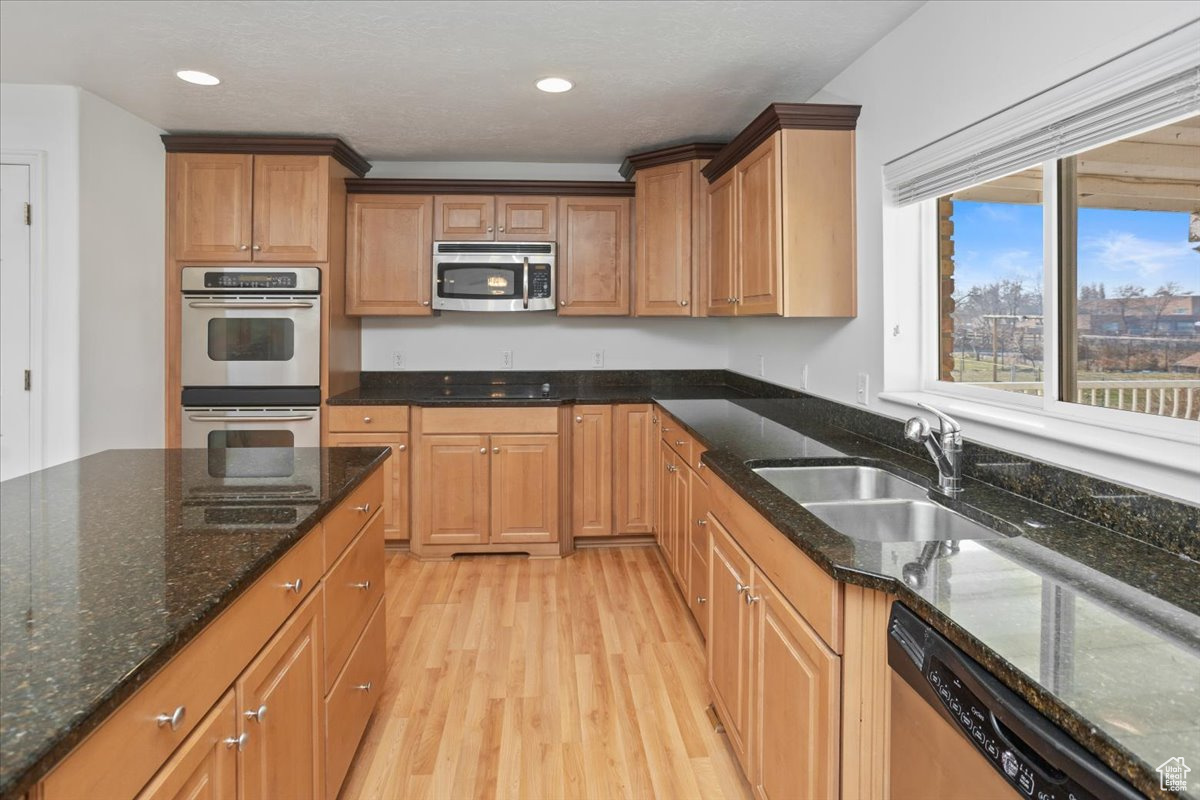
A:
[187, 301, 315, 309]
[187, 414, 315, 422]
[522, 257, 529, 310]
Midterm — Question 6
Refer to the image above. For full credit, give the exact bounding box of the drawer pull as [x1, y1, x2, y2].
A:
[351, 580, 372, 591]
[398, 444, 408, 452]
[735, 582, 750, 595]
[354, 681, 373, 693]
[363, 416, 372, 423]
[696, 596, 707, 605]
[354, 503, 372, 514]
[697, 519, 707, 527]
[480, 447, 488, 454]
[245, 704, 267, 723]
[675, 440, 686, 446]
[745, 593, 761, 606]
[662, 427, 671, 433]
[224, 732, 249, 751]
[283, 578, 303, 593]
[155, 705, 186, 731]
[575, 415, 583, 423]
[666, 464, 678, 473]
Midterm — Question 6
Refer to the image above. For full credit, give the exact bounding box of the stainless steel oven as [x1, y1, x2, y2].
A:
[181, 406, 321, 478]
[181, 267, 321, 392]
[432, 242, 555, 311]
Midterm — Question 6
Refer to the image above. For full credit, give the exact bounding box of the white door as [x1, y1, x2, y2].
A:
[1, 163, 32, 480]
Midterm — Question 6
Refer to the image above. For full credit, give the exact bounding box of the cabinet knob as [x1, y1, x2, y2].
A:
[675, 440, 685, 446]
[727, 297, 734, 304]
[354, 503, 372, 514]
[696, 596, 707, 605]
[239, 244, 249, 251]
[667, 464, 678, 473]
[244, 704, 267, 723]
[697, 462, 706, 470]
[681, 300, 689, 307]
[559, 301, 567, 307]
[651, 417, 658, 424]
[224, 732, 249, 751]
[422, 300, 431, 306]
[480, 447, 487, 454]
[734, 297, 741, 303]
[492, 446, 500, 454]
[745, 593, 761, 606]
[575, 415, 583, 423]
[252, 244, 261, 251]
[283, 578, 303, 593]
[155, 705, 186, 731]
[355, 681, 373, 693]
[362, 416, 372, 423]
[499, 226, 505, 233]
[486, 226, 494, 232]
[661, 427, 671, 433]
[697, 519, 707, 526]
[735, 582, 750, 594]
[351, 580, 371, 591]
[398, 443, 407, 452]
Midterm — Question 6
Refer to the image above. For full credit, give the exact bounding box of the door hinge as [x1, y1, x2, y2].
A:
[24, 370, 31, 391]
[24, 203, 31, 226]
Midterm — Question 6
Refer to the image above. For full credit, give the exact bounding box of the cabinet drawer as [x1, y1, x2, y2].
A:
[324, 467, 385, 567]
[41, 528, 323, 800]
[420, 406, 558, 434]
[135, 690, 238, 800]
[324, 512, 385, 690]
[660, 415, 702, 464]
[325, 599, 386, 800]
[328, 405, 409, 433]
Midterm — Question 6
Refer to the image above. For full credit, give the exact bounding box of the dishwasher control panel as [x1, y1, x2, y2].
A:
[927, 660, 1092, 800]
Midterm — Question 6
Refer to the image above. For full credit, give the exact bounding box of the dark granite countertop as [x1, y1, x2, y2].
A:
[327, 382, 751, 406]
[656, 398, 1199, 800]
[0, 447, 389, 799]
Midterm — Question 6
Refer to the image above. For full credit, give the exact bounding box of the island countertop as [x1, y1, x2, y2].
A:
[0, 446, 389, 798]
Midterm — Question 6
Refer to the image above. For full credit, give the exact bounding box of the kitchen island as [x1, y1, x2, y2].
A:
[0, 446, 389, 800]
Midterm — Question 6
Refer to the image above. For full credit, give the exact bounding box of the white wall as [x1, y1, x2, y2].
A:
[78, 90, 165, 454]
[1, 83, 164, 469]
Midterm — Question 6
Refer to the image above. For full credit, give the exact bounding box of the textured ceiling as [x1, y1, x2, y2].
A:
[0, 0, 923, 163]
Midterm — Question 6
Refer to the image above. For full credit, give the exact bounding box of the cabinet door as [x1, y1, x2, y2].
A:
[491, 434, 559, 544]
[434, 195, 495, 240]
[346, 194, 433, 316]
[707, 515, 754, 773]
[671, 461, 690, 589]
[705, 169, 737, 316]
[557, 196, 631, 315]
[635, 162, 693, 316]
[418, 434, 490, 545]
[496, 195, 556, 241]
[688, 471, 711, 638]
[136, 690, 238, 800]
[735, 135, 782, 315]
[327, 432, 409, 543]
[237, 588, 325, 800]
[613, 404, 655, 534]
[656, 440, 675, 559]
[751, 574, 840, 800]
[571, 406, 613, 537]
[252, 155, 328, 262]
[169, 153, 253, 261]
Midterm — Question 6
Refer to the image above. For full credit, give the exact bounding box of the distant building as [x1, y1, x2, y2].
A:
[1077, 294, 1200, 336]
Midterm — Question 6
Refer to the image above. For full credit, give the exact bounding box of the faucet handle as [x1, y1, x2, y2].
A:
[916, 402, 962, 435]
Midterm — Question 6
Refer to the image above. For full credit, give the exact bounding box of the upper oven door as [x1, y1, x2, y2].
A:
[432, 243, 555, 311]
[181, 295, 320, 387]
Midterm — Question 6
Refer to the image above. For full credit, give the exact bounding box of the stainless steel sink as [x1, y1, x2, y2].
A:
[752, 465, 927, 504]
[803, 499, 1008, 543]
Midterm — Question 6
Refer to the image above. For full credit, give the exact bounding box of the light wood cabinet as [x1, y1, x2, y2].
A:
[734, 137, 782, 315]
[613, 404, 655, 535]
[435, 195, 495, 240]
[345, 194, 433, 316]
[491, 434, 560, 544]
[327, 431, 410, 543]
[418, 434, 491, 546]
[707, 515, 754, 773]
[657, 440, 675, 559]
[671, 455, 690, 589]
[634, 161, 707, 316]
[705, 169, 738, 316]
[571, 405, 613, 537]
[496, 196, 557, 241]
[688, 470, 711, 639]
[325, 600, 387, 799]
[751, 575, 841, 800]
[169, 153, 327, 262]
[237, 588, 325, 800]
[557, 196, 631, 315]
[135, 691, 239, 800]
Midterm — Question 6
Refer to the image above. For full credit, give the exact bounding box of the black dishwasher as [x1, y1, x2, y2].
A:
[888, 603, 1142, 800]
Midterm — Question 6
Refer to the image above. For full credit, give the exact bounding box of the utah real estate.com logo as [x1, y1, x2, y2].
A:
[1157, 757, 1191, 792]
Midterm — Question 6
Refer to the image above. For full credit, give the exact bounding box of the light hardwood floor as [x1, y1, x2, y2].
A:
[339, 546, 752, 800]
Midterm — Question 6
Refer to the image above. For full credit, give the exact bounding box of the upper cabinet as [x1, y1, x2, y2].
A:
[701, 103, 860, 318]
[169, 152, 328, 262]
[496, 195, 557, 241]
[623, 143, 725, 317]
[557, 196, 631, 315]
[433, 195, 557, 241]
[434, 195, 494, 240]
[346, 194, 434, 315]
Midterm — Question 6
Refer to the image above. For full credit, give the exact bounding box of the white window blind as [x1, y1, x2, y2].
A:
[884, 19, 1200, 206]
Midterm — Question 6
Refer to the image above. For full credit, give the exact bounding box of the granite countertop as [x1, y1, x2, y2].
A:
[327, 382, 751, 406]
[0, 446, 390, 799]
[656, 397, 1199, 800]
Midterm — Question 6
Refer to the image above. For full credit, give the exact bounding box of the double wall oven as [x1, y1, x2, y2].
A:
[181, 266, 322, 468]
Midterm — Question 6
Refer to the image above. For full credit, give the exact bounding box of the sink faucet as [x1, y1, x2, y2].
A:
[903, 402, 963, 496]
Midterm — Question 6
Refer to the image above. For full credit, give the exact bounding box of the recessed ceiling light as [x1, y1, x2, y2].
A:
[535, 77, 573, 94]
[176, 70, 220, 86]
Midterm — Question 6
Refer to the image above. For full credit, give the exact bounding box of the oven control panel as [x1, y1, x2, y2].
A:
[182, 266, 321, 294]
[926, 662, 1092, 800]
[204, 271, 298, 290]
[529, 263, 552, 298]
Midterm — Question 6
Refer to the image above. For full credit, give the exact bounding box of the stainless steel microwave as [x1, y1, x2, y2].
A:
[432, 242, 555, 312]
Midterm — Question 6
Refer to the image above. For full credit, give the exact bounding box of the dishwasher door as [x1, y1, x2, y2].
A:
[887, 603, 1140, 800]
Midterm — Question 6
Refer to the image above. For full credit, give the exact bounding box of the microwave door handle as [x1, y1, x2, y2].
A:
[187, 414, 315, 422]
[186, 301, 315, 309]
[522, 257, 529, 310]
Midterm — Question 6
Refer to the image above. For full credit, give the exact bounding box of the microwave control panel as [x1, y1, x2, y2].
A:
[529, 263, 552, 298]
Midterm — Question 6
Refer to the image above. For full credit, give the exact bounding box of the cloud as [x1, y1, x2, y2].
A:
[1080, 231, 1198, 281]
[954, 247, 1043, 291]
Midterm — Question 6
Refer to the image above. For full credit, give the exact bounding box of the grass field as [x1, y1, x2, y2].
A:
[947, 356, 1189, 385]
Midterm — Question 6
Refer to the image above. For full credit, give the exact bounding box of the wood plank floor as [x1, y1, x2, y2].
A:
[339, 546, 752, 800]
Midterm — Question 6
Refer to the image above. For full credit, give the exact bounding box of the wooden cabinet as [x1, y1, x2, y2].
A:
[496, 196, 556, 241]
[135, 691, 239, 800]
[169, 153, 327, 262]
[634, 161, 706, 316]
[571, 405, 613, 537]
[734, 137, 782, 315]
[688, 470, 711, 639]
[345, 194, 433, 315]
[751, 575, 840, 800]
[613, 404, 655, 535]
[705, 169, 738, 316]
[435, 195, 495, 240]
[418, 434, 491, 546]
[671, 454, 690, 589]
[557, 196, 631, 315]
[707, 515, 754, 772]
[657, 440, 675, 559]
[491, 434, 559, 544]
[237, 588, 325, 800]
[325, 600, 386, 800]
[327, 431, 410, 543]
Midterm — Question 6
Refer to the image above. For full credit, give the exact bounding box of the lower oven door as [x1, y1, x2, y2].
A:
[182, 407, 321, 478]
[181, 296, 320, 387]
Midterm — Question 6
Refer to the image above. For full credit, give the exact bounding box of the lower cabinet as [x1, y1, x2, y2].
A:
[571, 405, 614, 537]
[325, 599, 386, 799]
[613, 404, 656, 534]
[687, 470, 711, 639]
[419, 433, 492, 545]
[135, 691, 239, 800]
[491, 434, 560, 544]
[707, 516, 755, 772]
[327, 406, 411, 544]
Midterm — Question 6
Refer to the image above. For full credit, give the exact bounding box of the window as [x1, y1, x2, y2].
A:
[934, 116, 1199, 423]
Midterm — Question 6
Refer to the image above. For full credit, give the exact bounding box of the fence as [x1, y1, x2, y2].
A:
[969, 379, 1200, 420]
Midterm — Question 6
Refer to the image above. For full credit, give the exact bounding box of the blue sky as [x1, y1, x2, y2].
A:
[950, 201, 1200, 296]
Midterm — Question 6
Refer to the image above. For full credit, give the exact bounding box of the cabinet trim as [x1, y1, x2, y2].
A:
[161, 134, 369, 177]
[619, 141, 727, 180]
[347, 178, 635, 197]
[701, 103, 861, 182]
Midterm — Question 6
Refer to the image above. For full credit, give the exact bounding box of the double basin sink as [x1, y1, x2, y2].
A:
[752, 465, 1010, 543]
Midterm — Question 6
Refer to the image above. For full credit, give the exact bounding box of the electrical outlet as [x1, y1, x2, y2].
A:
[391, 351, 405, 370]
[501, 350, 513, 370]
[758, 355, 765, 377]
[801, 364, 809, 390]
[856, 372, 869, 405]
[591, 350, 604, 369]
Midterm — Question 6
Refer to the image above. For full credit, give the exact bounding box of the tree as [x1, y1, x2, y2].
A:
[1150, 282, 1183, 334]
[1112, 284, 1145, 334]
